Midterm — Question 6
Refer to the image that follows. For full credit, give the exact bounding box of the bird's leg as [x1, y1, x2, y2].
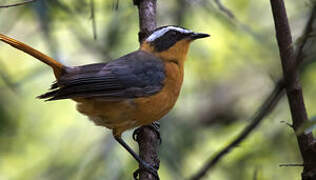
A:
[132, 121, 161, 144]
[114, 136, 159, 180]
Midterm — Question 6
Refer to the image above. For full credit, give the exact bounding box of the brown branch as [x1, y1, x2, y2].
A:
[134, 0, 157, 43]
[190, 80, 285, 180]
[270, 1, 316, 179]
[0, 0, 38, 8]
[133, 0, 160, 180]
[190, 3, 316, 180]
[270, 0, 306, 130]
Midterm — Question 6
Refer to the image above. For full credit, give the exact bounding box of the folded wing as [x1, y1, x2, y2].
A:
[38, 51, 165, 101]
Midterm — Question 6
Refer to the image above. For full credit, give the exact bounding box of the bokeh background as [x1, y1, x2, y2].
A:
[0, 0, 316, 179]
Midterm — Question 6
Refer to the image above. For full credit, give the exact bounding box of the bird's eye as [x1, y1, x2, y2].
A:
[170, 31, 177, 36]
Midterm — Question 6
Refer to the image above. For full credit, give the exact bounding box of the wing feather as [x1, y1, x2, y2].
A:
[38, 51, 165, 101]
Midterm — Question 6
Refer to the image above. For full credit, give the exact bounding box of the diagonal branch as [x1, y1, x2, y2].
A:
[213, 0, 235, 19]
[190, 3, 316, 180]
[0, 0, 38, 8]
[190, 80, 285, 180]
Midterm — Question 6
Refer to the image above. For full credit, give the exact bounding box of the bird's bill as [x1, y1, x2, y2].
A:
[190, 32, 210, 40]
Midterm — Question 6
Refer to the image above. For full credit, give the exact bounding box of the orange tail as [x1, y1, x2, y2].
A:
[0, 34, 64, 79]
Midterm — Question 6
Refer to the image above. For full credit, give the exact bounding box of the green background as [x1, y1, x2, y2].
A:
[0, 0, 315, 179]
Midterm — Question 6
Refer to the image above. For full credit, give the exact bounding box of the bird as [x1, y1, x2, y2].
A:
[0, 25, 209, 178]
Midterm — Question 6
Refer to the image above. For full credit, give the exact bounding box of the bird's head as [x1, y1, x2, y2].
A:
[140, 25, 209, 64]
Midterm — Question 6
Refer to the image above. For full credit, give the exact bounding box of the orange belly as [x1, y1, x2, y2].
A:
[74, 61, 183, 137]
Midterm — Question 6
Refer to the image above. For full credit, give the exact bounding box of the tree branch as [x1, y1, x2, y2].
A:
[190, 80, 285, 180]
[133, 0, 160, 180]
[270, 1, 316, 179]
[190, 3, 316, 180]
[213, 0, 235, 19]
[279, 163, 304, 167]
[270, 0, 306, 130]
[89, 0, 97, 40]
[296, 6, 316, 67]
[134, 0, 157, 43]
[0, 0, 38, 8]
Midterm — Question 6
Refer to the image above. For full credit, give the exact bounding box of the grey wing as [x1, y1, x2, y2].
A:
[38, 51, 166, 101]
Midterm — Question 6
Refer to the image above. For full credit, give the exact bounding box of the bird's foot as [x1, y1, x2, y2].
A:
[133, 161, 159, 180]
[132, 122, 161, 144]
[132, 128, 141, 142]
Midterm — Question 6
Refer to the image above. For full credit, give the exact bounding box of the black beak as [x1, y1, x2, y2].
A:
[190, 32, 210, 40]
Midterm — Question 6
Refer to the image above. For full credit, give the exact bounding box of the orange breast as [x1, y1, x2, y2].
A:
[74, 61, 184, 137]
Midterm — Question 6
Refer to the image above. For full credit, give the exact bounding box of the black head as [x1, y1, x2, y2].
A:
[144, 25, 210, 52]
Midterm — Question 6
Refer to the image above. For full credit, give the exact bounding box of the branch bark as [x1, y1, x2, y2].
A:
[134, 0, 157, 42]
[133, 0, 160, 180]
[270, 1, 316, 179]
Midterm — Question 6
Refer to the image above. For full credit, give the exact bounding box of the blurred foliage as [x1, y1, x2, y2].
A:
[0, 0, 315, 179]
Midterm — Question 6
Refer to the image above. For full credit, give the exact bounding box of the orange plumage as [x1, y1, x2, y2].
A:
[75, 39, 190, 137]
[0, 26, 209, 177]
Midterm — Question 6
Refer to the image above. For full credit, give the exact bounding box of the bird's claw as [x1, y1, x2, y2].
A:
[132, 122, 161, 144]
[133, 163, 159, 180]
[146, 122, 162, 144]
[132, 128, 141, 141]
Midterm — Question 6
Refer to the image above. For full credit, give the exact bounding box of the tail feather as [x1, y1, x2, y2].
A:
[0, 34, 64, 79]
[37, 81, 61, 101]
[37, 90, 59, 100]
[50, 81, 59, 90]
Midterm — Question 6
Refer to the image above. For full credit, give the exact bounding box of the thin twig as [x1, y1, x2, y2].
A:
[0, 0, 38, 8]
[112, 0, 119, 10]
[253, 167, 259, 180]
[89, 0, 97, 40]
[206, 0, 273, 55]
[213, 0, 235, 19]
[296, 5, 316, 66]
[190, 80, 285, 180]
[279, 163, 304, 167]
[280, 120, 293, 128]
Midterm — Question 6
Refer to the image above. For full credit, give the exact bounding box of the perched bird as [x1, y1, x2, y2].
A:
[0, 25, 209, 178]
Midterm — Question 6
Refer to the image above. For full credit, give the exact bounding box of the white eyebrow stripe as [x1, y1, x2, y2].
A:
[146, 26, 192, 42]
